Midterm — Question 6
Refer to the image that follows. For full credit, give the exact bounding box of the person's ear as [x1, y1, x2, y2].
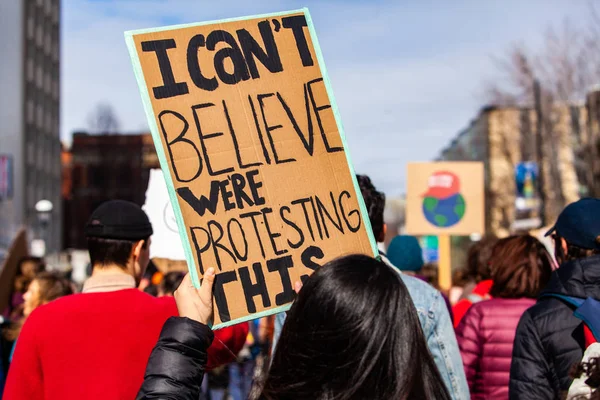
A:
[132, 240, 145, 261]
[561, 238, 568, 256]
[378, 223, 387, 243]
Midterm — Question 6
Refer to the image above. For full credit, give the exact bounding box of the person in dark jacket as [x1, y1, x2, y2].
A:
[456, 235, 553, 399]
[137, 255, 451, 400]
[510, 198, 600, 399]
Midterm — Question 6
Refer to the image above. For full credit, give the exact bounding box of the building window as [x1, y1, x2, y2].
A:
[45, 71, 51, 93]
[36, 25, 43, 47]
[36, 65, 43, 88]
[28, 142, 35, 166]
[27, 100, 35, 124]
[27, 17, 35, 39]
[36, 104, 44, 128]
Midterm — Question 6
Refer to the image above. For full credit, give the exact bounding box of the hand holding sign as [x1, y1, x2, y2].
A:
[175, 269, 215, 326]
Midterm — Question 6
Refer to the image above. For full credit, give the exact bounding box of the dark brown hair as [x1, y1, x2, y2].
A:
[489, 235, 553, 299]
[87, 237, 148, 269]
[456, 235, 498, 285]
[553, 234, 600, 266]
[34, 272, 74, 304]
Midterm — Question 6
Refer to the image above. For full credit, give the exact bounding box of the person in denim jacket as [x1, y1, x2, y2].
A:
[273, 175, 468, 400]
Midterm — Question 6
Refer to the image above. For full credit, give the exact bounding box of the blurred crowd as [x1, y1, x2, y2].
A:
[0, 176, 600, 399]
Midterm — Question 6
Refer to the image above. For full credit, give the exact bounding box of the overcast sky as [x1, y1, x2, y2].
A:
[62, 0, 591, 195]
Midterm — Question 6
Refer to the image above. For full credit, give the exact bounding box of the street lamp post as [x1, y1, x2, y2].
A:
[34, 199, 53, 257]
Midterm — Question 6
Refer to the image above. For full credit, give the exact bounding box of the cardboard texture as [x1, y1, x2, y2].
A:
[406, 162, 485, 236]
[125, 9, 376, 328]
[0, 228, 28, 313]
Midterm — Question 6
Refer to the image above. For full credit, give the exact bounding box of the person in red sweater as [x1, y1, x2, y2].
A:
[4, 200, 247, 400]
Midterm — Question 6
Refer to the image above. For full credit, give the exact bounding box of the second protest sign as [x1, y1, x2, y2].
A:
[126, 8, 376, 328]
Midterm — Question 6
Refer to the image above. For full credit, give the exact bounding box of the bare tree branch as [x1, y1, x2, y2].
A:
[87, 103, 120, 134]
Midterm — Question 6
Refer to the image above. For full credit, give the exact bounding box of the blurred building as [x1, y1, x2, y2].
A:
[62, 132, 159, 249]
[0, 0, 61, 253]
[439, 99, 593, 237]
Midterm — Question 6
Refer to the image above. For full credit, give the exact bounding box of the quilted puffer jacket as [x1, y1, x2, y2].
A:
[510, 255, 600, 400]
[137, 317, 213, 400]
[456, 297, 535, 399]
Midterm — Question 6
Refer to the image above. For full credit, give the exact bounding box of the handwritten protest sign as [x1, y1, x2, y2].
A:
[126, 9, 377, 328]
[405, 162, 484, 236]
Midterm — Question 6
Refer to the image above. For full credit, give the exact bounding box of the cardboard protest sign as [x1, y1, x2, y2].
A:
[405, 162, 484, 236]
[143, 169, 186, 261]
[125, 9, 377, 328]
[0, 228, 28, 313]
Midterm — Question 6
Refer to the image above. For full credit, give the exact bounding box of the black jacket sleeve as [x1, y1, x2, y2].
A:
[137, 316, 214, 400]
[509, 311, 554, 400]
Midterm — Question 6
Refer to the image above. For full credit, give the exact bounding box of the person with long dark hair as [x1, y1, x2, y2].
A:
[136, 255, 451, 400]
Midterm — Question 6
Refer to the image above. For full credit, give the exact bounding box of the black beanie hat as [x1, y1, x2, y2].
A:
[85, 200, 153, 241]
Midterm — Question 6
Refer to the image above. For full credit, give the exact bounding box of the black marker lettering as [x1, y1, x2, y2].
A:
[223, 100, 262, 169]
[339, 190, 361, 233]
[261, 207, 287, 256]
[191, 103, 235, 176]
[207, 220, 236, 270]
[206, 30, 250, 85]
[239, 263, 271, 313]
[300, 245, 325, 283]
[141, 39, 189, 99]
[248, 95, 271, 164]
[230, 173, 254, 209]
[239, 211, 265, 258]
[213, 271, 237, 323]
[158, 110, 201, 183]
[177, 184, 220, 217]
[281, 16, 313, 67]
[246, 170, 266, 206]
[218, 179, 235, 211]
[280, 206, 304, 249]
[267, 255, 295, 305]
[258, 93, 295, 164]
[227, 218, 248, 261]
[315, 192, 344, 238]
[309, 196, 323, 240]
[186, 34, 219, 91]
[190, 226, 210, 275]
[291, 197, 315, 241]
[237, 20, 283, 79]
[307, 78, 343, 153]
[277, 88, 314, 155]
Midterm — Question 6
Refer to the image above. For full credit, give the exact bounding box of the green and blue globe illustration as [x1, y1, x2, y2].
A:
[422, 193, 466, 228]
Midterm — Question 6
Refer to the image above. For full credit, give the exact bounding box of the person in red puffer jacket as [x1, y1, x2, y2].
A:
[456, 235, 553, 400]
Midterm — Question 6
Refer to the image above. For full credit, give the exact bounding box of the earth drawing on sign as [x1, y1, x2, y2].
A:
[422, 171, 466, 228]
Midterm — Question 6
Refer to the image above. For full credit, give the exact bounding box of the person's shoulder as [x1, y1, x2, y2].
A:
[149, 294, 178, 313]
[22, 293, 80, 328]
[526, 296, 570, 321]
[398, 272, 438, 296]
[123, 290, 178, 314]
